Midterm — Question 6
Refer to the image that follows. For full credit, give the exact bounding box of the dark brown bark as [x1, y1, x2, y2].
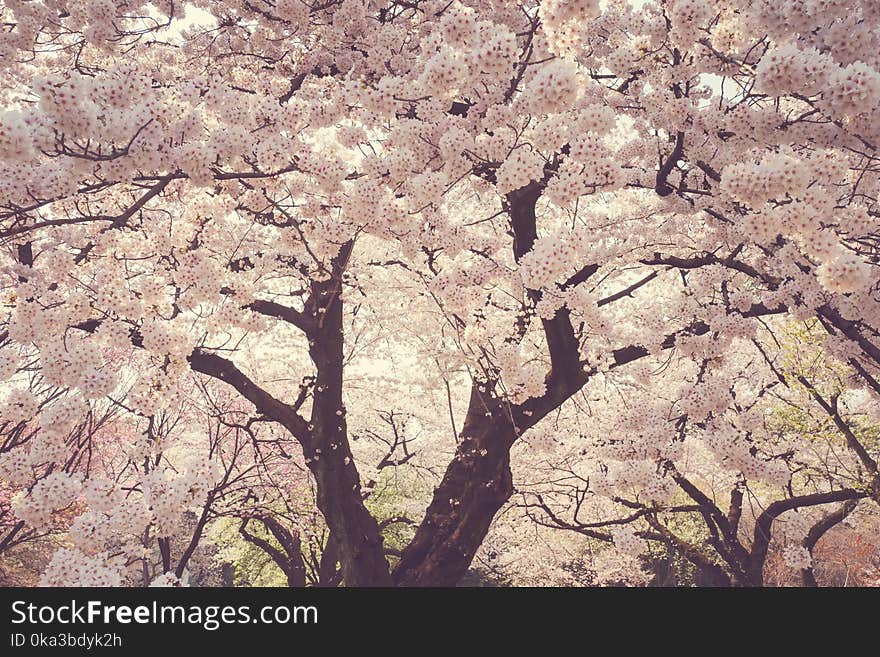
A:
[393, 387, 516, 585]
[191, 241, 392, 586]
[303, 261, 391, 586]
[394, 182, 590, 585]
[158, 537, 172, 573]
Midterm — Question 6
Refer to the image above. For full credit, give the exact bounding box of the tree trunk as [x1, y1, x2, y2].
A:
[393, 182, 593, 586]
[306, 276, 392, 586]
[393, 388, 516, 586]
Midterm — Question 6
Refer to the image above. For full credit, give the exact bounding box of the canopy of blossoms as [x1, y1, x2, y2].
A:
[0, 0, 878, 587]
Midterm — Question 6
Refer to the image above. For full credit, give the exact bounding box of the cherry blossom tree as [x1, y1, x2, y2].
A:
[1, 0, 879, 586]
[514, 323, 879, 586]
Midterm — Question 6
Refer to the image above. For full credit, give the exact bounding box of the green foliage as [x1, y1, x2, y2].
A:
[364, 464, 435, 566]
[767, 320, 879, 467]
[207, 517, 288, 587]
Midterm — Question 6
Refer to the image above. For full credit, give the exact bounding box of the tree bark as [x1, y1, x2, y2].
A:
[395, 181, 592, 585]
[394, 387, 516, 585]
[304, 271, 392, 586]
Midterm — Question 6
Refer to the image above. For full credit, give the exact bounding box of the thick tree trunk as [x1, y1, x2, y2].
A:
[305, 276, 392, 586]
[393, 388, 516, 586]
[394, 182, 591, 586]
